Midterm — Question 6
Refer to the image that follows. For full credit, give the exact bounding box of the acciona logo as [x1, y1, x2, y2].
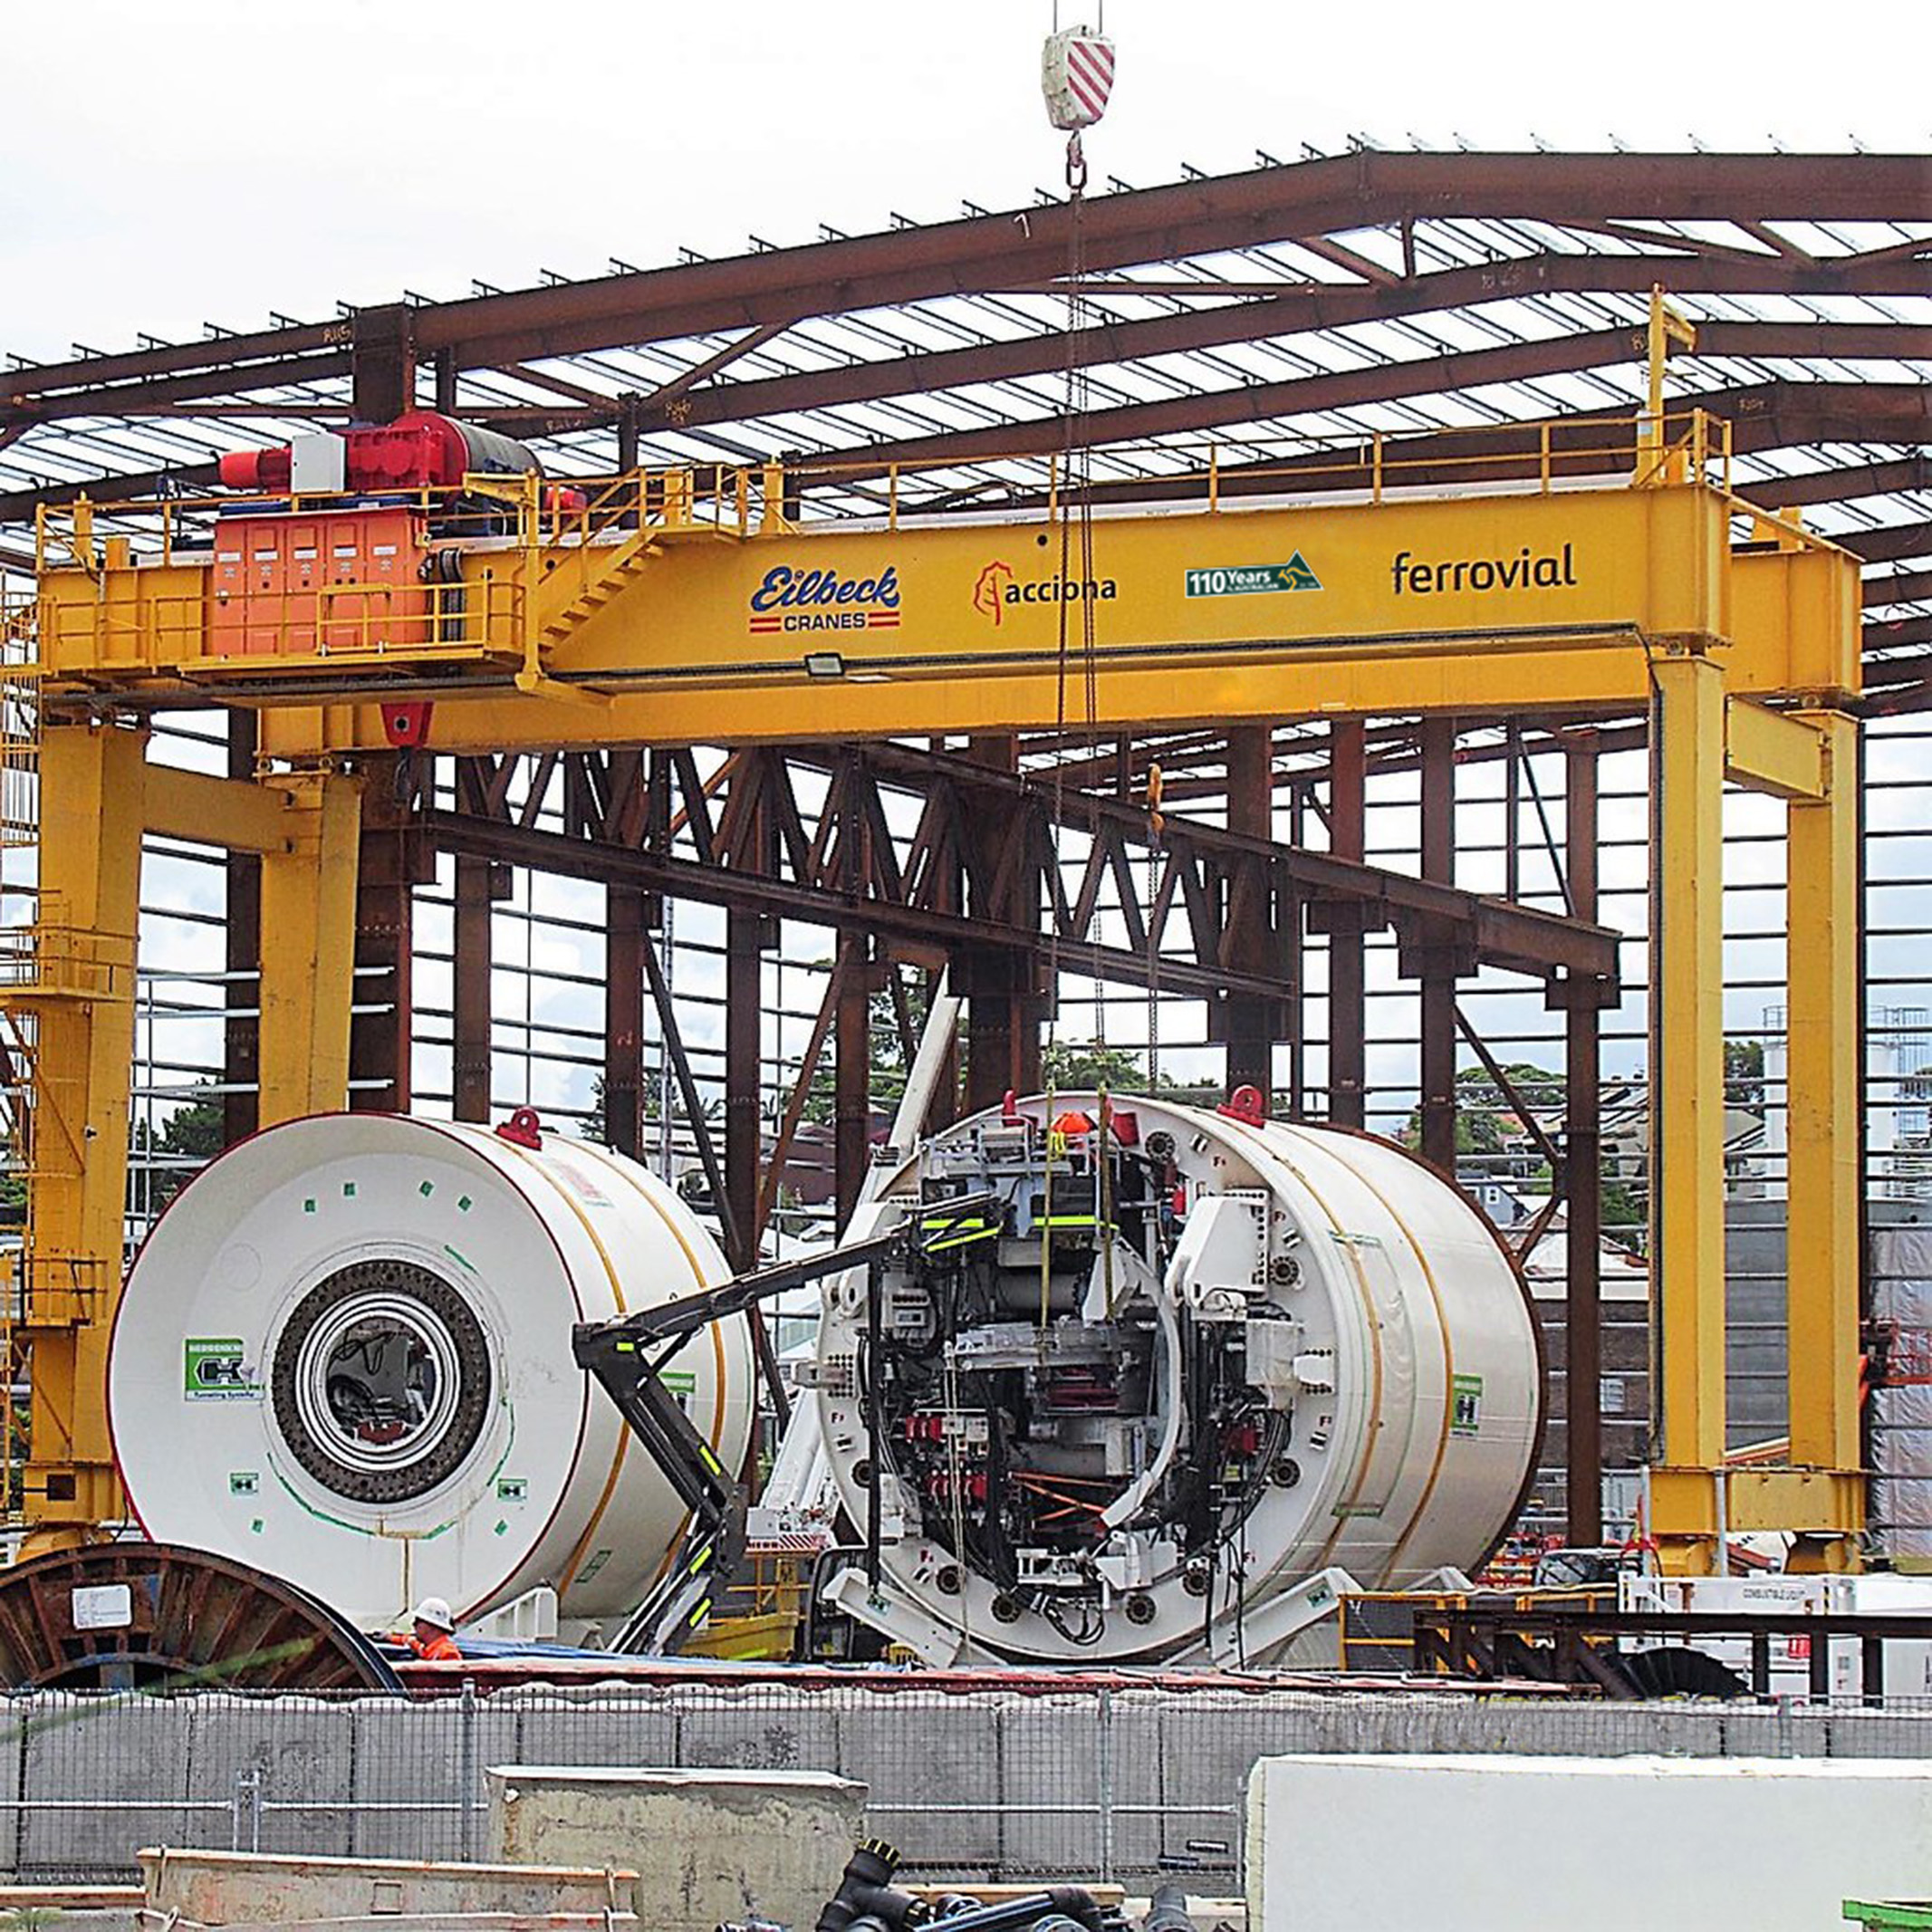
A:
[972, 561, 1118, 627]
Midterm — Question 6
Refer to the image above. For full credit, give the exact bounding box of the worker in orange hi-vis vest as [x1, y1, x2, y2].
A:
[405, 1597, 461, 1661]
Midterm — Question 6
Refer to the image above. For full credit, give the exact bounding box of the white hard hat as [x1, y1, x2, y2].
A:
[411, 1596, 456, 1632]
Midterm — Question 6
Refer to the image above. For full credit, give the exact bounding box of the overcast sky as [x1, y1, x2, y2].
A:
[14, 2, 1927, 1149]
[5, 0, 1928, 364]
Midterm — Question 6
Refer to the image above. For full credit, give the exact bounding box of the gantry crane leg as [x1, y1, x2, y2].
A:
[1780, 709, 1864, 1567]
[17, 719, 145, 1548]
[11, 735, 360, 1540]
[256, 768, 362, 1127]
[1648, 651, 1730, 1573]
[1648, 664, 1864, 1570]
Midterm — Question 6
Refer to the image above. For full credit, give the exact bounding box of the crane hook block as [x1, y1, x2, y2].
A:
[1041, 27, 1115, 132]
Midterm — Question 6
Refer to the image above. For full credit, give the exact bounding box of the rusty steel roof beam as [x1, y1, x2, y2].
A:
[0, 320, 347, 409]
[1840, 519, 1932, 564]
[768, 344, 1932, 485]
[0, 352, 355, 428]
[5, 151, 1927, 410]
[1863, 567, 1932, 608]
[398, 151, 1932, 370]
[0, 461, 223, 522]
[10, 252, 1932, 440]
[476, 310, 1932, 442]
[891, 380, 1932, 519]
[1744, 455, 1932, 508]
[7, 370, 1929, 528]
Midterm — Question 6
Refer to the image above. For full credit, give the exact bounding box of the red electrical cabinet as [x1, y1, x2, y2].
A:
[209, 507, 426, 658]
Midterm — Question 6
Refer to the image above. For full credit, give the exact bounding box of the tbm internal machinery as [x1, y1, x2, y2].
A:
[812, 1091, 1543, 1666]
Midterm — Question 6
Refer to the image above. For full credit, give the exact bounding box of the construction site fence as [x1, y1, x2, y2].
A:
[9, 1679, 1932, 1889]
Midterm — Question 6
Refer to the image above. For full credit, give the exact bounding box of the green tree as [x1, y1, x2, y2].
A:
[800, 976, 933, 1124]
[1043, 1038, 1151, 1092]
[579, 1071, 661, 1144]
[1725, 1037, 1765, 1110]
[1403, 1062, 1566, 1157]
[1038, 1038, 1222, 1106]
[145, 1081, 226, 1208]
[1600, 1177, 1646, 1252]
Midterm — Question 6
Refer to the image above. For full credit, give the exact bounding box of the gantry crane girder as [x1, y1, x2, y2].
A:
[17, 412, 1865, 1569]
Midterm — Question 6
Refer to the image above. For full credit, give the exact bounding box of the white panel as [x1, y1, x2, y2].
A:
[288, 433, 348, 493]
[1248, 1754, 1932, 1932]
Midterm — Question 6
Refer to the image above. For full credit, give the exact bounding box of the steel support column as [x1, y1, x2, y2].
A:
[1418, 718, 1459, 1174]
[834, 936, 872, 1228]
[601, 885, 648, 1156]
[1783, 707, 1864, 1562]
[223, 712, 260, 1147]
[962, 734, 1043, 1110]
[1648, 653, 1729, 1572]
[1563, 734, 1604, 1545]
[452, 856, 495, 1124]
[351, 303, 415, 423]
[350, 758, 416, 1113]
[1221, 726, 1278, 1097]
[1327, 720, 1368, 1127]
[723, 908, 762, 1271]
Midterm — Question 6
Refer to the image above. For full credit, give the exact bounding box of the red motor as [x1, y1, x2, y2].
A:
[218, 411, 543, 494]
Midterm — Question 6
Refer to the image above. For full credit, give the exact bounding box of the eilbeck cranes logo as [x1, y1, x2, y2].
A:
[747, 563, 901, 634]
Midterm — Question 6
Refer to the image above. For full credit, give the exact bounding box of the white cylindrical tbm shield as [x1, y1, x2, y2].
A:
[108, 1112, 756, 1633]
[813, 1094, 1543, 1664]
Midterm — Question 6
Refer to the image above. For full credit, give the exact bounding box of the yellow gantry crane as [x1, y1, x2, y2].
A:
[11, 373, 1863, 1572]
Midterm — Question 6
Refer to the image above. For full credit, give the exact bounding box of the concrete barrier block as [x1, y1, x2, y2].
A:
[186, 1697, 356, 1860]
[1000, 1694, 1163, 1881]
[837, 1694, 1002, 1872]
[351, 1697, 521, 1862]
[1566, 1706, 1725, 1757]
[487, 1764, 864, 1932]
[1422, 1700, 1726, 1759]
[139, 1845, 637, 1922]
[514, 1696, 677, 1777]
[0, 1697, 30, 1872]
[1825, 1709, 1932, 1758]
[1716, 1707, 1832, 1759]
[676, 1690, 839, 1775]
[19, 1694, 194, 1875]
[1338, 1696, 1467, 1757]
[995, 1695, 1101, 1878]
[1152, 1696, 1325, 1879]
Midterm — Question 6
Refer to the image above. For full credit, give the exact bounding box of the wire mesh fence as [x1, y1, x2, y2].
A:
[9, 1679, 1932, 1889]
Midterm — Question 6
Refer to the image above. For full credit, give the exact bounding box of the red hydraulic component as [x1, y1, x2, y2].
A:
[218, 412, 543, 495]
[1218, 1084, 1269, 1128]
[495, 1106, 544, 1149]
[927, 1469, 989, 1506]
[380, 702, 434, 748]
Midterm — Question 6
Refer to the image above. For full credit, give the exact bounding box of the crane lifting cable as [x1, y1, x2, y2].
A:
[1039, 18, 1117, 1068]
